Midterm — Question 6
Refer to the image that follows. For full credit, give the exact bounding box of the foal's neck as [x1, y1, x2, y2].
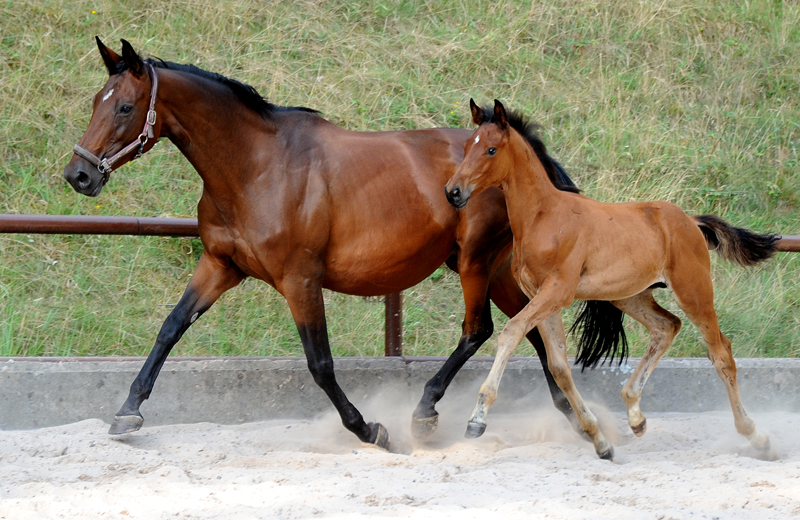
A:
[501, 130, 563, 225]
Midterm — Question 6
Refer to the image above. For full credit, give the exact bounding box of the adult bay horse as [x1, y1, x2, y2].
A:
[445, 99, 778, 460]
[62, 39, 609, 448]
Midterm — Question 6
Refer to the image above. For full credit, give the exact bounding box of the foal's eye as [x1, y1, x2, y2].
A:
[119, 104, 133, 114]
[487, 147, 497, 156]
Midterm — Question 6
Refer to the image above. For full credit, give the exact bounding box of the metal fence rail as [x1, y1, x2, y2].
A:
[2, 213, 798, 356]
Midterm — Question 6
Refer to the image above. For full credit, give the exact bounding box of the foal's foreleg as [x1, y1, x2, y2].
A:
[464, 285, 567, 437]
[487, 260, 578, 431]
[109, 252, 245, 435]
[611, 292, 681, 436]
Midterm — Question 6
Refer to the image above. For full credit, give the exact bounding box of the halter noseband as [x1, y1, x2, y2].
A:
[73, 62, 159, 183]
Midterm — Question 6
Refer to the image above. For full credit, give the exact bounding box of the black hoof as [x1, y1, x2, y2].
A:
[631, 418, 647, 437]
[108, 414, 144, 435]
[598, 445, 615, 461]
[368, 422, 391, 450]
[411, 412, 439, 438]
[465, 421, 486, 439]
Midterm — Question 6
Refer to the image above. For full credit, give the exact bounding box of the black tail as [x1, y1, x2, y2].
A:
[569, 300, 628, 372]
[693, 215, 779, 267]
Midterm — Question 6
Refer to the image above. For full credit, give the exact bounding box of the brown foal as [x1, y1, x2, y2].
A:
[445, 99, 778, 460]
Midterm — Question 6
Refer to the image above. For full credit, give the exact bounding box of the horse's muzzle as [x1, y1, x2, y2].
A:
[63, 161, 104, 197]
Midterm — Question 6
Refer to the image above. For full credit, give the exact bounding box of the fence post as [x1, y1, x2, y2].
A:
[384, 292, 402, 356]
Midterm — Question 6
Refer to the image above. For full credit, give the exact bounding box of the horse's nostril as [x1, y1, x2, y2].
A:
[451, 187, 461, 200]
[76, 171, 91, 188]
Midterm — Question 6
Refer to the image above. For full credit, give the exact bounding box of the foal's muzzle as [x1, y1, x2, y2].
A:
[445, 185, 470, 209]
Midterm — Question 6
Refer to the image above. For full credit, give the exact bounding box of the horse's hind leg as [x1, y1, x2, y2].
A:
[282, 276, 389, 450]
[109, 252, 245, 435]
[671, 270, 770, 452]
[611, 291, 682, 436]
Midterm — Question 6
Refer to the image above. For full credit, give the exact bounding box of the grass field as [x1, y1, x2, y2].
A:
[1, 0, 798, 359]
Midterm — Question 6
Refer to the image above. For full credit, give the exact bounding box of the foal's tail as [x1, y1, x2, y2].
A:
[693, 214, 779, 267]
[570, 300, 628, 372]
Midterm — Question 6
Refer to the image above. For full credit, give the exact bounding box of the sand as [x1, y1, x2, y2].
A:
[2, 397, 799, 520]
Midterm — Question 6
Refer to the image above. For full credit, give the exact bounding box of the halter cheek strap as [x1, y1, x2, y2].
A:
[73, 62, 159, 182]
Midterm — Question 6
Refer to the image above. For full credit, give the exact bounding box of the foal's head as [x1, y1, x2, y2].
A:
[63, 38, 158, 197]
[445, 99, 513, 208]
[445, 99, 577, 209]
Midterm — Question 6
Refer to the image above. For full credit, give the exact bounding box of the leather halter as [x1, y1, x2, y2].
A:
[73, 62, 159, 183]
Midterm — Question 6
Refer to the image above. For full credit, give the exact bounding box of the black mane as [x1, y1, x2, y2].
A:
[477, 105, 580, 194]
[113, 54, 317, 120]
[148, 59, 318, 119]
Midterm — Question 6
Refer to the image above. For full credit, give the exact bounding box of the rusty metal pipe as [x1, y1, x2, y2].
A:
[777, 235, 800, 252]
[1, 214, 407, 356]
[0, 214, 199, 237]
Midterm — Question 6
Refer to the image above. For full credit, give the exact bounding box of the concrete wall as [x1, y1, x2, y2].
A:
[2, 357, 799, 430]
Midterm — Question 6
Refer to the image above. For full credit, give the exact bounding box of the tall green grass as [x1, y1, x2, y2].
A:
[1, 0, 798, 358]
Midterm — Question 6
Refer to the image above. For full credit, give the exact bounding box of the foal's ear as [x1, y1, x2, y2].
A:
[469, 98, 485, 126]
[120, 39, 144, 76]
[96, 36, 122, 76]
[493, 99, 508, 130]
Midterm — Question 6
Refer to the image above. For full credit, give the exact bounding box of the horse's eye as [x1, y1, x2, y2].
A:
[487, 147, 497, 156]
[119, 104, 133, 114]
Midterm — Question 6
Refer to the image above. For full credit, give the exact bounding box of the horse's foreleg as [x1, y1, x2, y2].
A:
[282, 278, 390, 450]
[109, 252, 244, 435]
[411, 290, 493, 438]
[488, 259, 578, 431]
[611, 292, 681, 437]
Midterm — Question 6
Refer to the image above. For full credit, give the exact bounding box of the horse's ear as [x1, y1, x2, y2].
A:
[469, 99, 484, 126]
[120, 39, 144, 76]
[493, 99, 508, 130]
[96, 36, 122, 76]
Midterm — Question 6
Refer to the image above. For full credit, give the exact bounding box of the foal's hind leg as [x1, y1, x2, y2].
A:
[110, 252, 245, 435]
[611, 292, 682, 436]
[671, 272, 770, 452]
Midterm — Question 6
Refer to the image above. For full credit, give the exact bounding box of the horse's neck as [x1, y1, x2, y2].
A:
[157, 71, 270, 193]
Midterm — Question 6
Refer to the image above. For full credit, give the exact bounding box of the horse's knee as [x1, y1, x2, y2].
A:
[307, 357, 336, 388]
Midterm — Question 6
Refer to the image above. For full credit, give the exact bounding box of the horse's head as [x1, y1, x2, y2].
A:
[63, 38, 160, 197]
[445, 99, 513, 209]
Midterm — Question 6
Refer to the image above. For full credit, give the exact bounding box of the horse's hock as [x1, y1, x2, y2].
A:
[2, 356, 799, 430]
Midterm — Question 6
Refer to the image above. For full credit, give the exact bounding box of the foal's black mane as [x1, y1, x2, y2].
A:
[477, 105, 580, 194]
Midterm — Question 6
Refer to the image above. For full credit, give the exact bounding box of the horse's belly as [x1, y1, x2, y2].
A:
[322, 236, 454, 296]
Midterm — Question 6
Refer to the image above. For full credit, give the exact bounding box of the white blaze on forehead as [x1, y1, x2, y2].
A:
[102, 89, 114, 102]
[474, 135, 480, 144]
